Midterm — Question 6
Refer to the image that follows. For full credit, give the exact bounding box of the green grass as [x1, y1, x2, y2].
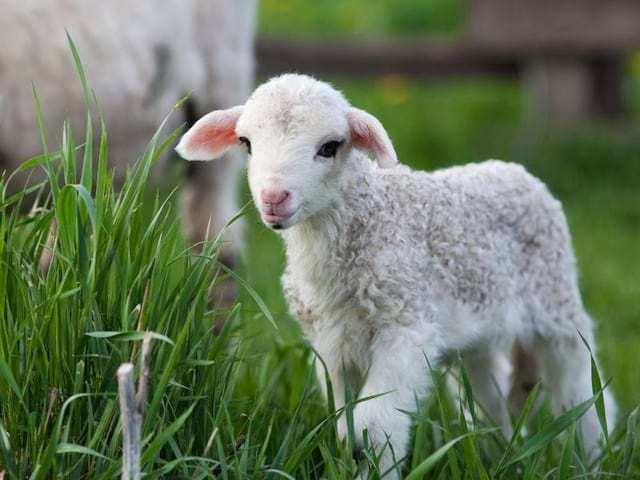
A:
[1, 30, 640, 480]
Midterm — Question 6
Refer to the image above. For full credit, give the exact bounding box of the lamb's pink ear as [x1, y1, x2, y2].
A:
[347, 108, 398, 168]
[176, 106, 244, 161]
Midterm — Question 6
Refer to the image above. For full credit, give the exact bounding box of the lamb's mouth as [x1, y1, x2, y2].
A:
[263, 208, 299, 229]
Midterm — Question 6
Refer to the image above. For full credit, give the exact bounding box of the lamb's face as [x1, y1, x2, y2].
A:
[176, 74, 399, 230]
[236, 85, 352, 229]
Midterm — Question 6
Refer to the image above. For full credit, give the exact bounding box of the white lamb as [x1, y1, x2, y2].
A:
[177, 74, 616, 476]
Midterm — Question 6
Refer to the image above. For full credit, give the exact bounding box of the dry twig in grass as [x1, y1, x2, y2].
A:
[117, 332, 153, 480]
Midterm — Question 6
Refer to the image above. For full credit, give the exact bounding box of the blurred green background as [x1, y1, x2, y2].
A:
[260, 0, 465, 36]
[239, 0, 640, 412]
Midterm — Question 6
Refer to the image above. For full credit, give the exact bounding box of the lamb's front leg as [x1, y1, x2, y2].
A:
[314, 353, 346, 414]
[352, 328, 439, 478]
[309, 333, 353, 439]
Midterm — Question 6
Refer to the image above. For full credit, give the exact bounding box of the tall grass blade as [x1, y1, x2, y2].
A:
[503, 389, 603, 468]
[621, 407, 638, 474]
[0, 420, 18, 479]
[494, 382, 541, 475]
[405, 429, 494, 480]
[577, 330, 610, 447]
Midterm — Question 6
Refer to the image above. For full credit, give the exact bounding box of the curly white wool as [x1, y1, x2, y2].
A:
[177, 74, 617, 477]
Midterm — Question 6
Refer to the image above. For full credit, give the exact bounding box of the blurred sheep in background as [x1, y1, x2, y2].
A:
[0, 0, 256, 275]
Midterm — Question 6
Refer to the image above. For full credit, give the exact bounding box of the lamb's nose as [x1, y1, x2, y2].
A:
[261, 189, 290, 206]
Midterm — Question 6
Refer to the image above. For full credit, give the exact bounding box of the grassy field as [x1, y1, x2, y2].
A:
[1, 3, 640, 478]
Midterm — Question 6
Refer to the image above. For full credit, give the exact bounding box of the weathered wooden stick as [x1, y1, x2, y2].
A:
[117, 363, 141, 480]
[136, 332, 152, 417]
[118, 333, 153, 479]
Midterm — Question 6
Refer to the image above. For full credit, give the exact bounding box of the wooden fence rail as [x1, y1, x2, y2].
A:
[256, 36, 520, 79]
[256, 35, 629, 121]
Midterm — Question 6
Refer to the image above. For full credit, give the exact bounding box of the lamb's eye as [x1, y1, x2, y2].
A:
[317, 140, 342, 158]
[239, 136, 251, 155]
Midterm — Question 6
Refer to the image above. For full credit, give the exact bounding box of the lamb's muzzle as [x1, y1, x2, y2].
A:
[261, 189, 294, 226]
[177, 73, 617, 478]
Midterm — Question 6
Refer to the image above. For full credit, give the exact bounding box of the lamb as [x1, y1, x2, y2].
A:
[176, 74, 617, 476]
[0, 0, 256, 270]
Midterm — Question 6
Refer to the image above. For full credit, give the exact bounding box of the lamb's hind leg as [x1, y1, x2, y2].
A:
[461, 347, 513, 438]
[530, 321, 616, 461]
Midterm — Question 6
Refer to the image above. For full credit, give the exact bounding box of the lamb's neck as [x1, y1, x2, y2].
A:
[282, 204, 350, 282]
[281, 155, 372, 282]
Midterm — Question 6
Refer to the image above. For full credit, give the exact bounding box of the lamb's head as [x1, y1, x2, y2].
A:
[176, 74, 397, 229]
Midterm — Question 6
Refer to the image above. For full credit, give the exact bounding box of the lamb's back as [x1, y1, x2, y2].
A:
[352, 160, 573, 312]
